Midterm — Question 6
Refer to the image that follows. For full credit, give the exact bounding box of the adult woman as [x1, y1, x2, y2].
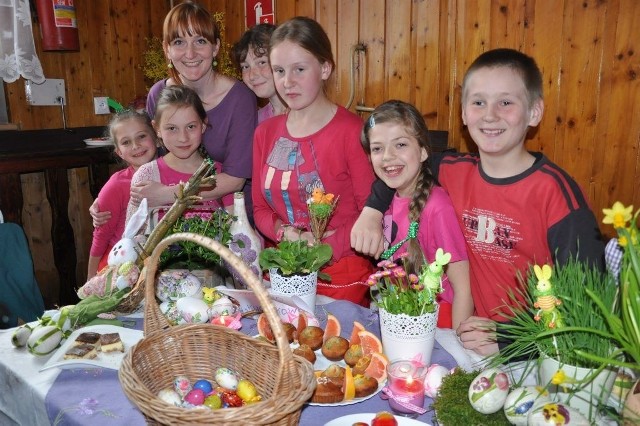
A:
[91, 2, 257, 225]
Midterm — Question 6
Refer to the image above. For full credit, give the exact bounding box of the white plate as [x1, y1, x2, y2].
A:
[325, 413, 431, 426]
[298, 342, 385, 406]
[84, 137, 112, 147]
[40, 325, 142, 371]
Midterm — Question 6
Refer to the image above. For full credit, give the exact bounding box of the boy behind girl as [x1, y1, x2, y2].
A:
[351, 48, 604, 356]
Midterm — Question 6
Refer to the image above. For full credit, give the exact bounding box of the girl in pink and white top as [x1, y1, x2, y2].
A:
[360, 100, 473, 329]
[125, 85, 224, 229]
[87, 111, 158, 279]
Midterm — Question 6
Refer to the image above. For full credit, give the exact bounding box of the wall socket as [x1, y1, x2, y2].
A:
[93, 97, 110, 114]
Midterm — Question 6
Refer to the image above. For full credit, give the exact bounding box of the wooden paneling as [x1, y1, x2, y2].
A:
[3, 0, 640, 301]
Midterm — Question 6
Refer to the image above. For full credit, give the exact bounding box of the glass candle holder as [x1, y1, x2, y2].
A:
[386, 360, 428, 417]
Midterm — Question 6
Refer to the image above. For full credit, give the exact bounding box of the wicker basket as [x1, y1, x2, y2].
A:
[119, 233, 316, 425]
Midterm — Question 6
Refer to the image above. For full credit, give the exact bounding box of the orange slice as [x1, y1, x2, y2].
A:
[323, 313, 341, 343]
[364, 352, 389, 383]
[358, 330, 383, 355]
[297, 311, 308, 333]
[343, 365, 355, 401]
[256, 313, 275, 343]
[349, 321, 365, 346]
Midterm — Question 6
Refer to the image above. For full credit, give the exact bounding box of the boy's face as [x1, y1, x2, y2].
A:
[240, 48, 276, 100]
[461, 66, 543, 158]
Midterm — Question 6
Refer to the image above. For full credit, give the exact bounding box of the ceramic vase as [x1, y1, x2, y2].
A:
[228, 192, 262, 288]
[269, 268, 317, 312]
[538, 355, 617, 421]
[378, 305, 439, 365]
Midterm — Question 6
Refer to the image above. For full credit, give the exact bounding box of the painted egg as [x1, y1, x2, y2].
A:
[184, 389, 205, 405]
[468, 367, 510, 414]
[158, 388, 182, 406]
[159, 301, 182, 325]
[424, 364, 451, 398]
[215, 367, 239, 390]
[527, 401, 589, 425]
[209, 297, 236, 318]
[204, 393, 222, 409]
[27, 325, 63, 356]
[50, 310, 72, 332]
[503, 386, 551, 425]
[193, 379, 213, 395]
[11, 324, 33, 348]
[176, 297, 210, 324]
[156, 270, 202, 302]
[174, 375, 192, 398]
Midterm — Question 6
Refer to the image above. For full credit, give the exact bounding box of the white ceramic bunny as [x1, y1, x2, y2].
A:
[77, 199, 148, 298]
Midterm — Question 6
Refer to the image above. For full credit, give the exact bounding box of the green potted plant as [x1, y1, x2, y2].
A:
[259, 239, 332, 309]
[488, 257, 619, 421]
[159, 208, 235, 285]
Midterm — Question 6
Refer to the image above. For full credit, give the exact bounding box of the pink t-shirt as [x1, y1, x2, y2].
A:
[383, 186, 468, 304]
[90, 167, 134, 257]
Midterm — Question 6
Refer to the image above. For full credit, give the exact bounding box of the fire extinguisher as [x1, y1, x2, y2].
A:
[35, 0, 80, 51]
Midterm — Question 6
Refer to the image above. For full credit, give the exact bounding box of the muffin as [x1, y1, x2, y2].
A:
[293, 343, 317, 364]
[282, 322, 297, 343]
[298, 326, 324, 350]
[354, 374, 379, 398]
[321, 364, 346, 387]
[352, 354, 371, 376]
[311, 376, 343, 404]
[321, 336, 350, 361]
[343, 344, 363, 367]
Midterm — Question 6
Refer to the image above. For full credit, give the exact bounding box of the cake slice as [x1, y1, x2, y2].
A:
[64, 343, 98, 360]
[99, 333, 124, 353]
[74, 332, 101, 349]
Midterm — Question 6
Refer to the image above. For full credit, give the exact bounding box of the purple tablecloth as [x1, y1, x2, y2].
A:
[45, 300, 456, 425]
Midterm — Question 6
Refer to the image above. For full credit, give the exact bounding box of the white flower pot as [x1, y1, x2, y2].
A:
[269, 268, 317, 311]
[379, 306, 439, 365]
[538, 355, 616, 421]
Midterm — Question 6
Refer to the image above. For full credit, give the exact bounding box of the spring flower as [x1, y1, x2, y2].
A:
[367, 249, 450, 316]
[602, 202, 633, 229]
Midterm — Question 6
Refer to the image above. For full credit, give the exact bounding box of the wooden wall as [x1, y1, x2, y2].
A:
[3, 0, 639, 304]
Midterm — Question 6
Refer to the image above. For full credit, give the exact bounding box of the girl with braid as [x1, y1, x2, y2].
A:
[360, 100, 472, 328]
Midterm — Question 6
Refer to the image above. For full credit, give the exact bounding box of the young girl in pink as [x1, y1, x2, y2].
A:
[252, 17, 375, 306]
[360, 100, 473, 328]
[125, 85, 228, 229]
[87, 111, 158, 279]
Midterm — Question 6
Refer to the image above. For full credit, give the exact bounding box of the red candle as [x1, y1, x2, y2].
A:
[387, 360, 427, 416]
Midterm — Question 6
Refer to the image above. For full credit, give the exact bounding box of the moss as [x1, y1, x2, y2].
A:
[432, 368, 510, 426]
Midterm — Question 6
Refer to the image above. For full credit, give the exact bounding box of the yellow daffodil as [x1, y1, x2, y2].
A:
[602, 202, 633, 228]
[551, 369, 567, 385]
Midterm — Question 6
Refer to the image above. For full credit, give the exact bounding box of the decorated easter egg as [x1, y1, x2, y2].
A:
[159, 300, 182, 325]
[527, 401, 589, 425]
[503, 386, 551, 425]
[204, 394, 222, 409]
[156, 270, 202, 302]
[424, 364, 451, 398]
[50, 309, 72, 332]
[215, 367, 239, 390]
[184, 389, 206, 406]
[468, 367, 510, 414]
[209, 297, 236, 318]
[176, 297, 210, 324]
[193, 379, 213, 395]
[174, 375, 192, 398]
[158, 388, 182, 406]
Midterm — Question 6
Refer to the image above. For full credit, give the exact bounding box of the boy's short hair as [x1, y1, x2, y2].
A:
[462, 48, 543, 105]
[231, 23, 276, 69]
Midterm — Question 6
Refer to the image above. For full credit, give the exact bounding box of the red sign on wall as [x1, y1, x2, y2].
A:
[244, 0, 275, 28]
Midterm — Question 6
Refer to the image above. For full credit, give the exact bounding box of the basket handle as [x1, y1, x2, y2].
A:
[143, 232, 296, 368]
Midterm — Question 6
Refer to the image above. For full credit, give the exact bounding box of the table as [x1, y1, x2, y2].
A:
[0, 300, 472, 425]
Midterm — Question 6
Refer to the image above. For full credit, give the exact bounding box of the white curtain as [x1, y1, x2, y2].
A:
[0, 0, 44, 83]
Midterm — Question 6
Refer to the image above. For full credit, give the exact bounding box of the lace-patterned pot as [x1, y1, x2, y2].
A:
[269, 268, 317, 312]
[379, 305, 439, 365]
